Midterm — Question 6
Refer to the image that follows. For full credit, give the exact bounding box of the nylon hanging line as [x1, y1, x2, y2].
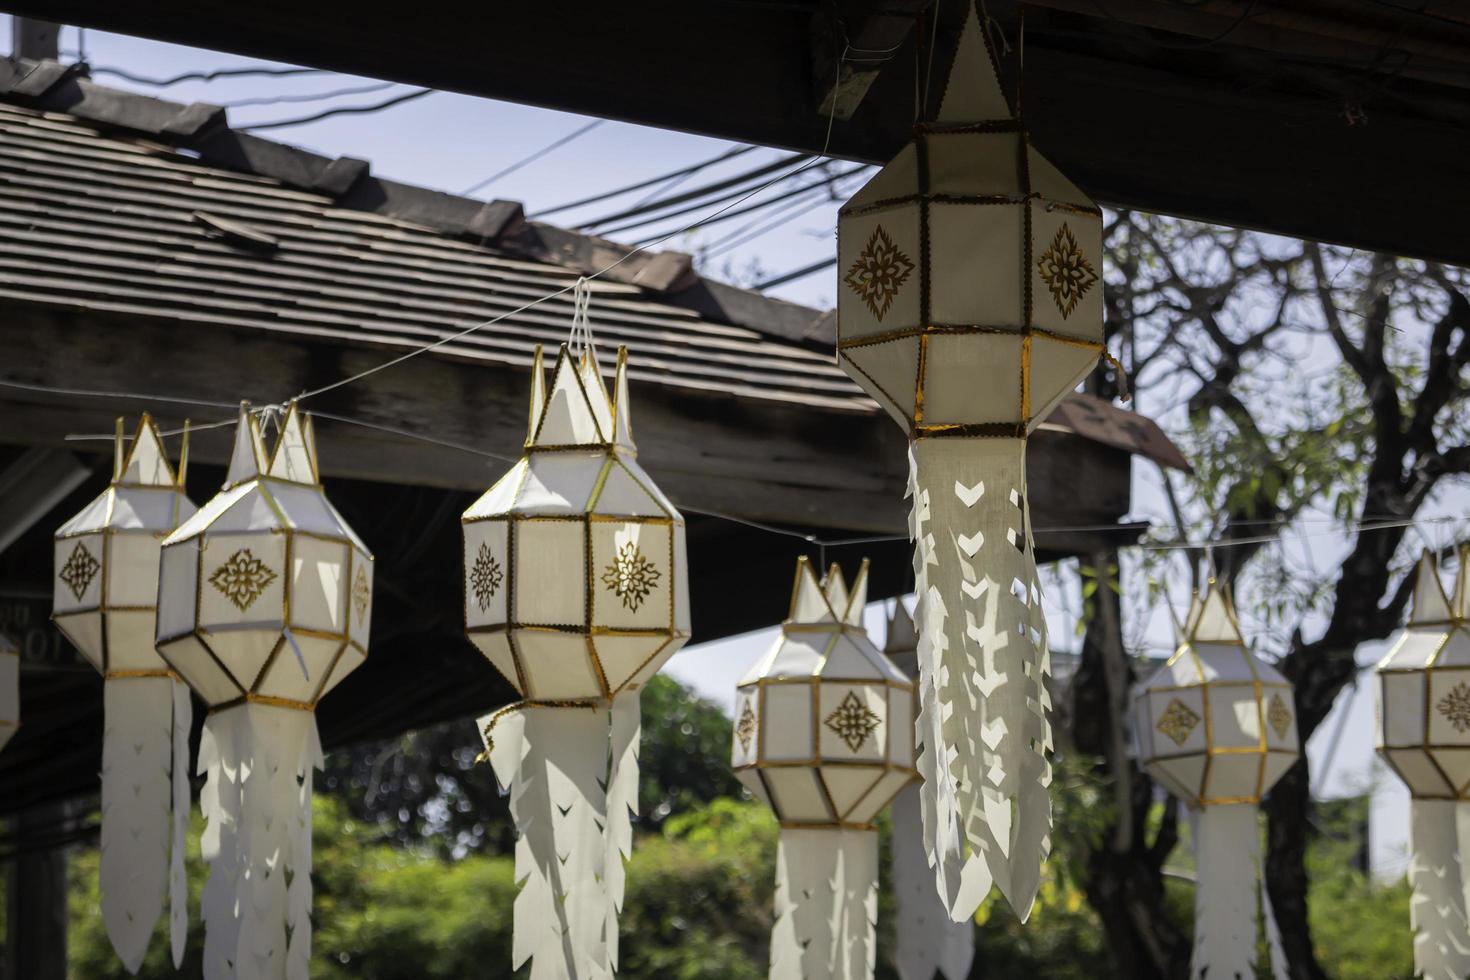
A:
[568, 277, 595, 356]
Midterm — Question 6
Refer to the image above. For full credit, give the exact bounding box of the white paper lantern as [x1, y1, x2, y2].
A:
[731, 558, 914, 980]
[472, 341, 689, 978]
[0, 633, 17, 755]
[1133, 584, 1298, 980]
[835, 1, 1104, 920]
[1376, 547, 1470, 979]
[53, 413, 196, 973]
[157, 401, 372, 980]
[882, 601, 976, 980]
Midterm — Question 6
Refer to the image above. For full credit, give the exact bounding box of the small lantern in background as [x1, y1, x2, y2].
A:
[882, 600, 976, 980]
[1133, 583, 1297, 980]
[732, 558, 914, 980]
[835, 0, 1105, 919]
[470, 338, 690, 978]
[1376, 547, 1470, 979]
[157, 402, 372, 980]
[0, 633, 17, 755]
[53, 413, 196, 972]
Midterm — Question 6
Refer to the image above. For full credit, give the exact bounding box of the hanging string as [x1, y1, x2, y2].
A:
[567, 277, 596, 357]
[38, 369, 1465, 558]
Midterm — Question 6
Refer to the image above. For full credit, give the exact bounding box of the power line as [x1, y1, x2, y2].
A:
[87, 65, 330, 87]
[701, 172, 864, 258]
[240, 88, 434, 132]
[699, 176, 846, 254]
[578, 152, 811, 231]
[460, 119, 606, 197]
[753, 257, 837, 291]
[218, 80, 399, 109]
[626, 166, 865, 245]
[528, 145, 757, 219]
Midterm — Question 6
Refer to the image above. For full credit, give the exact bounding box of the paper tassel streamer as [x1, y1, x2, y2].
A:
[0, 634, 17, 755]
[1376, 547, 1470, 979]
[835, 2, 1104, 920]
[465, 338, 689, 978]
[1133, 583, 1299, 980]
[732, 559, 914, 980]
[157, 402, 372, 980]
[53, 414, 197, 972]
[883, 602, 976, 980]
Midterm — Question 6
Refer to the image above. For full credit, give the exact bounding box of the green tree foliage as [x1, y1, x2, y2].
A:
[317, 674, 741, 857]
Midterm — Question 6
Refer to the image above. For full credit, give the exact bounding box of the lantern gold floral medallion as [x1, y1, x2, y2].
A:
[732, 558, 914, 980]
[157, 402, 372, 980]
[834, 0, 1105, 923]
[468, 341, 690, 979]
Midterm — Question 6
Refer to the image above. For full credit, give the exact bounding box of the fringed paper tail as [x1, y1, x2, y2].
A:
[170, 678, 192, 969]
[198, 703, 318, 980]
[771, 827, 876, 980]
[100, 676, 176, 973]
[909, 437, 1052, 920]
[604, 694, 640, 972]
[1192, 805, 1264, 980]
[485, 703, 613, 980]
[1409, 799, 1470, 980]
[834, 829, 878, 980]
[891, 784, 975, 980]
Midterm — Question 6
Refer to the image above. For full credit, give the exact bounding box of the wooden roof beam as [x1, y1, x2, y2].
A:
[812, 0, 929, 120]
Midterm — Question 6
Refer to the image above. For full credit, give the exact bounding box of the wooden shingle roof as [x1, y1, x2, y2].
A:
[0, 98, 874, 414]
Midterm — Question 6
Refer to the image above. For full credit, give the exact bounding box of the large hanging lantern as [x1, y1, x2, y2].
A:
[1376, 547, 1470, 979]
[156, 402, 372, 980]
[882, 600, 976, 980]
[835, 1, 1104, 919]
[52, 414, 197, 973]
[1133, 584, 1297, 980]
[731, 558, 914, 980]
[469, 339, 690, 978]
[0, 633, 16, 754]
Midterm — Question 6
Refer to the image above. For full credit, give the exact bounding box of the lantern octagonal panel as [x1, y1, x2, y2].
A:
[1377, 548, 1470, 799]
[836, 8, 1105, 439]
[1133, 585, 1300, 806]
[156, 403, 373, 709]
[463, 344, 690, 700]
[732, 558, 915, 828]
[53, 415, 198, 678]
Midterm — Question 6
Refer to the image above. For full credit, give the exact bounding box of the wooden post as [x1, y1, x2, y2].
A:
[10, 18, 60, 61]
[4, 802, 70, 980]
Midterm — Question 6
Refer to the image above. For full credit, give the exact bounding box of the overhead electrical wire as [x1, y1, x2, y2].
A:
[625, 165, 866, 245]
[87, 65, 330, 87]
[577, 151, 811, 231]
[528, 144, 759, 219]
[460, 119, 607, 197]
[240, 87, 434, 132]
[219, 80, 399, 109]
[701, 171, 868, 258]
[753, 257, 838, 291]
[698, 174, 851, 253]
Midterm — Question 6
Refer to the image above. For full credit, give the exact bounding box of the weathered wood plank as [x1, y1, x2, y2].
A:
[0, 303, 1133, 539]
